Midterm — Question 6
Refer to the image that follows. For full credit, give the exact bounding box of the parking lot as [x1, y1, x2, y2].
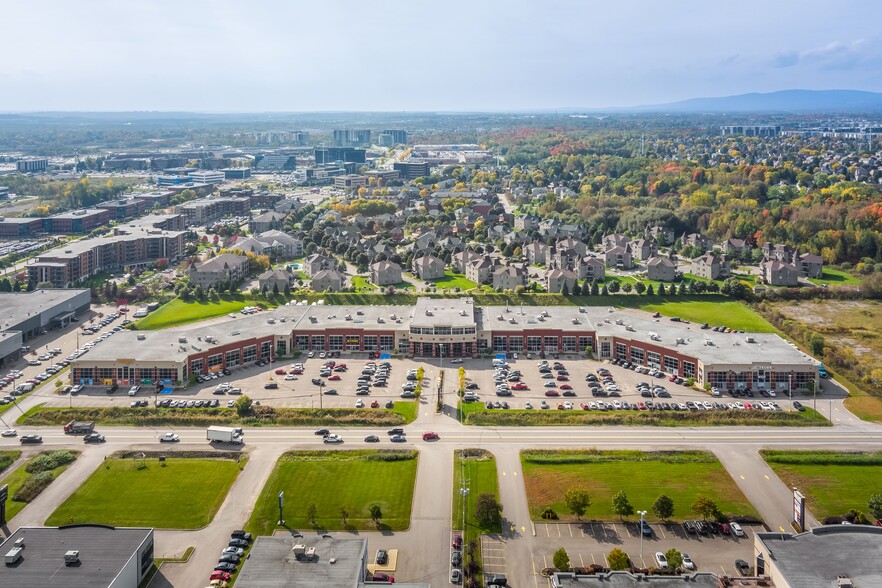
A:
[529, 521, 762, 578]
[46, 355, 442, 413]
[460, 356, 804, 413]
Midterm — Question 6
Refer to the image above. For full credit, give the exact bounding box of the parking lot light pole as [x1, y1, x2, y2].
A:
[638, 510, 647, 562]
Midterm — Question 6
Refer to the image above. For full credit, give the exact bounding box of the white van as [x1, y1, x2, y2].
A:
[491, 359, 507, 368]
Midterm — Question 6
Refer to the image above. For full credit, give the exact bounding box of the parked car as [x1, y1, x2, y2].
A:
[735, 559, 750, 575]
[730, 522, 745, 537]
[654, 552, 668, 568]
[376, 549, 388, 565]
[682, 553, 695, 570]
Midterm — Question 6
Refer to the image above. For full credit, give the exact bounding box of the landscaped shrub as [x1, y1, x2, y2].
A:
[13, 471, 54, 502]
[541, 506, 559, 520]
[25, 450, 77, 474]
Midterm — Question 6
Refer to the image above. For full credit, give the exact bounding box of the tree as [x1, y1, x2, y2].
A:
[607, 548, 630, 570]
[234, 395, 253, 417]
[552, 547, 570, 571]
[652, 495, 674, 520]
[340, 506, 350, 526]
[691, 494, 719, 520]
[474, 493, 503, 528]
[564, 487, 591, 519]
[664, 548, 683, 571]
[634, 281, 646, 294]
[808, 333, 826, 357]
[868, 494, 882, 520]
[646, 284, 655, 296]
[657, 283, 666, 295]
[612, 491, 634, 519]
[307, 503, 318, 526]
[369, 504, 383, 526]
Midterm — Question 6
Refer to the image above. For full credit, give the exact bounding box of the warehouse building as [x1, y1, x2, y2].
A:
[0, 525, 154, 588]
[71, 298, 818, 392]
[0, 289, 90, 366]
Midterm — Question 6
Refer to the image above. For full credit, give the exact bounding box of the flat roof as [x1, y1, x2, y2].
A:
[0, 525, 152, 588]
[235, 535, 366, 588]
[411, 297, 475, 328]
[50, 209, 107, 220]
[0, 290, 89, 331]
[757, 526, 882, 587]
[33, 227, 184, 260]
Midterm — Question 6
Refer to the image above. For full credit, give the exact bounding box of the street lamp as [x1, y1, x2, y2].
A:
[637, 510, 647, 563]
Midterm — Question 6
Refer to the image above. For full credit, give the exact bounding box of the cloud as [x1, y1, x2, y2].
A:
[770, 39, 876, 70]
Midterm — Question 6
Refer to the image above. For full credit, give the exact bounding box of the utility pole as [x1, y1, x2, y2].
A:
[638, 510, 647, 563]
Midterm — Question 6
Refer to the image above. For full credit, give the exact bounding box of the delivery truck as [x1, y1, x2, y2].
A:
[206, 426, 244, 444]
[63, 420, 95, 435]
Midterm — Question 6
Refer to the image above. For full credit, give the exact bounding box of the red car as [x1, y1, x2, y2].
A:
[560, 384, 573, 390]
[511, 383, 528, 390]
[580, 403, 590, 410]
[556, 375, 569, 381]
[336, 363, 347, 369]
[291, 368, 303, 374]
[637, 402, 647, 410]
[372, 572, 394, 583]
[210, 571, 232, 581]
[452, 533, 463, 549]
[333, 366, 347, 372]
[668, 375, 677, 382]
[328, 375, 341, 381]
[370, 400, 380, 408]
[422, 432, 440, 441]
[274, 368, 286, 375]
[544, 390, 560, 397]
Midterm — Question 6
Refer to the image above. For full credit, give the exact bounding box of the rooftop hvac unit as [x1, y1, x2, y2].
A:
[231, 330, 240, 336]
[64, 550, 79, 565]
[615, 319, 624, 325]
[705, 340, 714, 346]
[425, 310, 433, 316]
[745, 336, 755, 343]
[137, 334, 146, 340]
[676, 338, 685, 345]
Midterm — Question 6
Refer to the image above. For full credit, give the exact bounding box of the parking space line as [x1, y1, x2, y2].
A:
[545, 524, 550, 537]
[580, 525, 585, 538]
[591, 552, 596, 565]
[658, 525, 666, 539]
[579, 553, 584, 568]
[557, 525, 561, 537]
[569, 525, 574, 537]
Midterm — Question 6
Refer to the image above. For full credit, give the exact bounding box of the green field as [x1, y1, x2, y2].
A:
[453, 449, 500, 535]
[762, 450, 882, 521]
[46, 457, 242, 528]
[434, 270, 478, 291]
[630, 299, 775, 332]
[807, 268, 861, 286]
[247, 450, 418, 535]
[136, 295, 259, 330]
[350, 276, 377, 292]
[521, 450, 758, 522]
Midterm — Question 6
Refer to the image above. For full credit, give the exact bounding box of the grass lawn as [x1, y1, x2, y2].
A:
[46, 457, 242, 528]
[434, 270, 477, 291]
[807, 268, 861, 286]
[351, 275, 377, 292]
[452, 450, 500, 535]
[521, 450, 758, 522]
[636, 300, 775, 332]
[392, 280, 416, 290]
[0, 451, 20, 475]
[762, 450, 882, 521]
[136, 295, 256, 330]
[247, 450, 418, 536]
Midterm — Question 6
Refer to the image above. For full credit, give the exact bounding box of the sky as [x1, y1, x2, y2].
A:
[3, 0, 882, 112]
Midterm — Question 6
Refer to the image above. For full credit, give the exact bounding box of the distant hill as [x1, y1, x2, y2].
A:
[623, 90, 882, 114]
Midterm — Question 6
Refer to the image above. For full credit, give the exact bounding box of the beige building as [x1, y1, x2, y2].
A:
[311, 269, 345, 292]
[412, 255, 446, 280]
[691, 251, 730, 280]
[492, 265, 527, 291]
[545, 268, 578, 293]
[302, 253, 335, 277]
[188, 253, 249, 288]
[370, 261, 402, 286]
[646, 255, 677, 282]
[604, 246, 633, 269]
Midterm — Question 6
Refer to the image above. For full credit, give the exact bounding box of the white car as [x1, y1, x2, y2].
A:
[159, 432, 179, 443]
[355, 399, 364, 408]
[563, 402, 573, 410]
[524, 402, 533, 409]
[227, 399, 236, 407]
[1, 429, 17, 437]
[284, 374, 297, 381]
[730, 522, 745, 537]
[308, 351, 315, 358]
[323, 434, 343, 444]
[450, 358, 463, 364]
[682, 554, 695, 570]
[654, 552, 668, 568]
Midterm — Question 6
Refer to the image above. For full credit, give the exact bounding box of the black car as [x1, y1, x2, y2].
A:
[312, 378, 324, 386]
[231, 530, 252, 541]
[264, 382, 278, 389]
[315, 428, 330, 436]
[214, 562, 237, 572]
[84, 433, 106, 443]
[376, 549, 388, 565]
[229, 538, 248, 548]
[735, 559, 750, 575]
[20, 434, 42, 444]
[466, 383, 479, 389]
[683, 520, 696, 534]
[218, 554, 240, 564]
[385, 400, 394, 409]
[387, 428, 404, 435]
[793, 401, 805, 411]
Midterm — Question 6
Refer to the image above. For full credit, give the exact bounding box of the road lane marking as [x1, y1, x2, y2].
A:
[764, 474, 770, 480]
[740, 474, 745, 480]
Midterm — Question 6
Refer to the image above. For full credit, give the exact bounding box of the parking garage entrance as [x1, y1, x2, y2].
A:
[410, 342, 473, 358]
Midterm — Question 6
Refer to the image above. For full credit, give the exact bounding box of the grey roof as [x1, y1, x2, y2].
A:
[552, 571, 721, 587]
[33, 226, 185, 261]
[411, 297, 475, 328]
[193, 253, 248, 272]
[0, 525, 152, 588]
[756, 526, 882, 588]
[0, 290, 89, 332]
[235, 535, 366, 588]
